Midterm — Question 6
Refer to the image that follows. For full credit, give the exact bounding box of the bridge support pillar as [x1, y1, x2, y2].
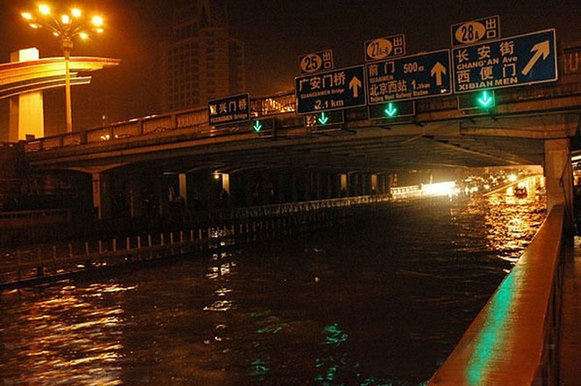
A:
[349, 174, 358, 196]
[545, 139, 574, 217]
[179, 173, 188, 206]
[371, 174, 378, 195]
[92, 172, 111, 220]
[325, 174, 332, 199]
[304, 172, 312, 201]
[128, 174, 143, 218]
[340, 174, 347, 197]
[360, 174, 366, 195]
[9, 48, 44, 142]
[291, 173, 298, 202]
[277, 173, 285, 203]
[378, 174, 386, 195]
[314, 173, 322, 200]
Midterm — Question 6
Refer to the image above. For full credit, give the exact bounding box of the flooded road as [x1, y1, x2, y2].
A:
[0, 181, 546, 385]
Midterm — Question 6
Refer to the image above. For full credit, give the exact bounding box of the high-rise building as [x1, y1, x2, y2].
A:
[161, 0, 245, 112]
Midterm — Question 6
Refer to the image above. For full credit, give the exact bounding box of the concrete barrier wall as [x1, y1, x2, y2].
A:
[430, 205, 564, 385]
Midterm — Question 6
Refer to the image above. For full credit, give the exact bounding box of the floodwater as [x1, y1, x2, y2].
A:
[0, 180, 546, 385]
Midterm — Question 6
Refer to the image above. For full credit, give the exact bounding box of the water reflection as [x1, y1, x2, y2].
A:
[0, 190, 546, 385]
[0, 283, 133, 385]
[485, 176, 546, 263]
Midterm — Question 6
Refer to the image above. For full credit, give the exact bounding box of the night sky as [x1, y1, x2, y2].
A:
[0, 0, 579, 136]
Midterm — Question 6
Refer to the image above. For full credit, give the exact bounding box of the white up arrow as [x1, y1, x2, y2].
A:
[349, 76, 362, 98]
[430, 62, 446, 86]
[522, 40, 550, 76]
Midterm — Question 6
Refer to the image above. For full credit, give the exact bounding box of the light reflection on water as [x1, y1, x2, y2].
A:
[0, 187, 545, 385]
[485, 176, 546, 262]
[0, 283, 132, 385]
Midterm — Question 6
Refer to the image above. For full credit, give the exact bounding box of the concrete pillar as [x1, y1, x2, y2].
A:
[348, 174, 356, 196]
[315, 173, 322, 200]
[154, 177, 169, 215]
[128, 174, 143, 218]
[291, 173, 298, 202]
[340, 174, 348, 197]
[221, 173, 230, 194]
[179, 173, 188, 205]
[9, 49, 44, 142]
[544, 139, 573, 215]
[277, 173, 285, 203]
[358, 174, 364, 195]
[371, 174, 378, 195]
[207, 172, 219, 211]
[220, 172, 231, 206]
[242, 174, 252, 206]
[305, 173, 312, 201]
[382, 174, 388, 195]
[92, 172, 111, 220]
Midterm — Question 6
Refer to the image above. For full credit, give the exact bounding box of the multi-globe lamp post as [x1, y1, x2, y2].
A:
[21, 4, 105, 133]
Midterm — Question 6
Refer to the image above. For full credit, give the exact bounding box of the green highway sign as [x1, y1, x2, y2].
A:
[366, 49, 452, 104]
[207, 93, 250, 127]
[452, 29, 558, 94]
[305, 110, 344, 131]
[368, 100, 415, 120]
[251, 118, 275, 136]
[295, 65, 366, 114]
[457, 90, 496, 111]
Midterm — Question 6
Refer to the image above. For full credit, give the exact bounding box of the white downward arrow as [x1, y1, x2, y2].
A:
[349, 76, 362, 98]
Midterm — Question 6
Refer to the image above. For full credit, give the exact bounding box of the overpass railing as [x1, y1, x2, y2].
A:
[22, 47, 581, 154]
[430, 205, 564, 385]
[0, 209, 72, 229]
[230, 194, 391, 220]
[23, 91, 296, 153]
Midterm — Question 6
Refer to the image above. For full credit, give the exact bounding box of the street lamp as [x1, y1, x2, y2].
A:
[21, 4, 105, 133]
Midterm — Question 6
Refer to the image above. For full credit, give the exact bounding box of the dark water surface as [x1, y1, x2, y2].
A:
[0, 186, 546, 385]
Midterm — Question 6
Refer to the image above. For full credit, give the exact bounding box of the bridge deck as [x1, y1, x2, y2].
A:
[560, 236, 581, 384]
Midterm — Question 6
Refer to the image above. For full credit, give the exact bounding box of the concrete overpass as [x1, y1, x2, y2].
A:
[18, 42, 581, 219]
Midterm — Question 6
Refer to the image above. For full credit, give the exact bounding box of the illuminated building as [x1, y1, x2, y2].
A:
[160, 0, 245, 111]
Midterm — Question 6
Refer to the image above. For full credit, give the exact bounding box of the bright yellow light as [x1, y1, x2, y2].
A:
[91, 15, 104, 27]
[213, 173, 221, 180]
[38, 4, 51, 15]
[96, 28, 104, 34]
[71, 8, 81, 17]
[421, 181, 457, 197]
[21, 12, 33, 20]
[79, 32, 89, 40]
[52, 31, 59, 37]
[61, 14, 71, 24]
[29, 23, 40, 29]
[508, 174, 518, 182]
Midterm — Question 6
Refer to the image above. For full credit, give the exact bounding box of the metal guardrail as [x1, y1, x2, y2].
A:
[22, 48, 581, 154]
[430, 205, 564, 385]
[0, 195, 365, 288]
[23, 92, 295, 153]
[0, 208, 71, 220]
[231, 194, 390, 219]
[0, 209, 72, 230]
